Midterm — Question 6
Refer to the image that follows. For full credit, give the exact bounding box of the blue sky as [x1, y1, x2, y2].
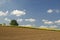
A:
[0, 0, 60, 29]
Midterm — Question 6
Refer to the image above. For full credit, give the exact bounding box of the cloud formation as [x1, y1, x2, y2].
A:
[42, 19, 60, 25]
[20, 24, 32, 27]
[11, 10, 26, 16]
[47, 9, 60, 13]
[42, 19, 53, 24]
[25, 18, 36, 22]
[39, 25, 57, 29]
[41, 19, 60, 28]
[4, 18, 11, 22]
[39, 26, 48, 28]
[49, 25, 57, 28]
[55, 20, 60, 25]
[47, 9, 53, 13]
[17, 19, 23, 22]
[0, 11, 8, 16]
[55, 20, 60, 23]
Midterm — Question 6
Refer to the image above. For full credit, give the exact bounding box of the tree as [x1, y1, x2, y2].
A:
[10, 20, 19, 26]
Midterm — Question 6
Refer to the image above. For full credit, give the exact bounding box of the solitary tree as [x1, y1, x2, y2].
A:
[10, 20, 19, 26]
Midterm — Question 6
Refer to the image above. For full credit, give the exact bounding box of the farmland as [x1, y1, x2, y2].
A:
[0, 26, 60, 40]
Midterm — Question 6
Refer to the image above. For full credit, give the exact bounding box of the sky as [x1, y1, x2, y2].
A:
[0, 0, 60, 29]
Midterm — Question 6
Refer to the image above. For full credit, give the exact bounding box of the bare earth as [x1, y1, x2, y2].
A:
[0, 26, 60, 40]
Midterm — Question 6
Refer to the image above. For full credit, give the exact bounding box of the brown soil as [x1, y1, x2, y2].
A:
[0, 26, 60, 40]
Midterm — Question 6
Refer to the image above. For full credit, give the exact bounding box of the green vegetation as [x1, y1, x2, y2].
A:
[0, 24, 2, 26]
[10, 20, 19, 26]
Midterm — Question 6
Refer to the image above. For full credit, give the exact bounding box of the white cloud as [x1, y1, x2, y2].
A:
[47, 9, 53, 13]
[42, 19, 53, 24]
[47, 9, 60, 13]
[42, 19, 60, 26]
[41, 19, 60, 28]
[49, 25, 57, 28]
[17, 19, 23, 22]
[55, 20, 60, 25]
[42, 19, 48, 22]
[4, 18, 11, 22]
[39, 25, 58, 29]
[44, 21, 53, 24]
[25, 18, 36, 22]
[39, 26, 48, 28]
[11, 10, 26, 16]
[55, 20, 60, 23]
[40, 19, 60, 29]
[20, 24, 32, 27]
[17, 18, 36, 22]
[0, 11, 8, 16]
